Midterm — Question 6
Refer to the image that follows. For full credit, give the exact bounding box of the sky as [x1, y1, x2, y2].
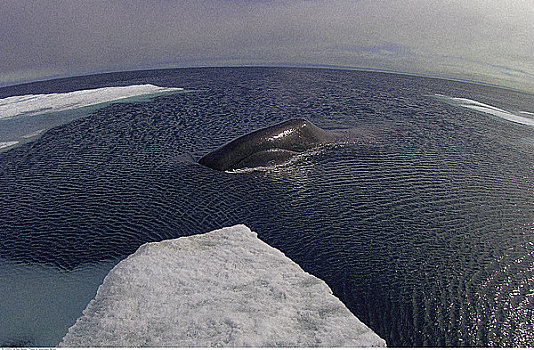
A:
[1, 0, 534, 92]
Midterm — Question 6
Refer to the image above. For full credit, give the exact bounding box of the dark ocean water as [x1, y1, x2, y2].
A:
[0, 67, 533, 346]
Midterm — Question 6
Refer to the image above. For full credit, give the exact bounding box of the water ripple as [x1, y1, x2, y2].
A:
[0, 68, 533, 346]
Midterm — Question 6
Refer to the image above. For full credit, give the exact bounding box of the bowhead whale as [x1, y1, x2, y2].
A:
[198, 118, 336, 171]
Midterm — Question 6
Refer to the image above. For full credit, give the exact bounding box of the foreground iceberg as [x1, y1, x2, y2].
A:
[59, 225, 385, 347]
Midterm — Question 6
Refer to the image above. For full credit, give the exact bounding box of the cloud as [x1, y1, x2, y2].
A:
[334, 43, 413, 58]
[1, 0, 533, 91]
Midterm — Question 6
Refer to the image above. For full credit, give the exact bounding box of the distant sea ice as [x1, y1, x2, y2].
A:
[432, 94, 534, 126]
[0, 141, 19, 149]
[0, 84, 183, 120]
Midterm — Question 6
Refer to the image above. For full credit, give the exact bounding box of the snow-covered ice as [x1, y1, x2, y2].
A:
[0, 141, 19, 149]
[59, 225, 386, 347]
[0, 84, 183, 119]
[432, 94, 534, 126]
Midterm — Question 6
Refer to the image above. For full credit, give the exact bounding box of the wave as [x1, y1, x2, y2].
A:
[432, 94, 534, 126]
[0, 84, 183, 120]
[225, 148, 326, 174]
[59, 225, 385, 347]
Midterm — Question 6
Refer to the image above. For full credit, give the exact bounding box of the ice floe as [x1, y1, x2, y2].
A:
[0, 84, 183, 119]
[59, 225, 385, 347]
[0, 141, 19, 149]
[432, 94, 534, 126]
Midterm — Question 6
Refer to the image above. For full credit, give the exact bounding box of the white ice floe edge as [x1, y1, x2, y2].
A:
[460, 104, 534, 126]
[0, 141, 19, 150]
[59, 224, 386, 348]
[431, 94, 534, 126]
[22, 129, 46, 139]
[0, 84, 183, 119]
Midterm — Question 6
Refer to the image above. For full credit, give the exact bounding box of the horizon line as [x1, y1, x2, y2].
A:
[1, 64, 532, 96]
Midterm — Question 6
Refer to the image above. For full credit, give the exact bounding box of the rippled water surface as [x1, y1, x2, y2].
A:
[1, 68, 533, 346]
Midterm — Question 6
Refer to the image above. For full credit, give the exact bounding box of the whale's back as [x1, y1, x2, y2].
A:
[198, 118, 335, 171]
